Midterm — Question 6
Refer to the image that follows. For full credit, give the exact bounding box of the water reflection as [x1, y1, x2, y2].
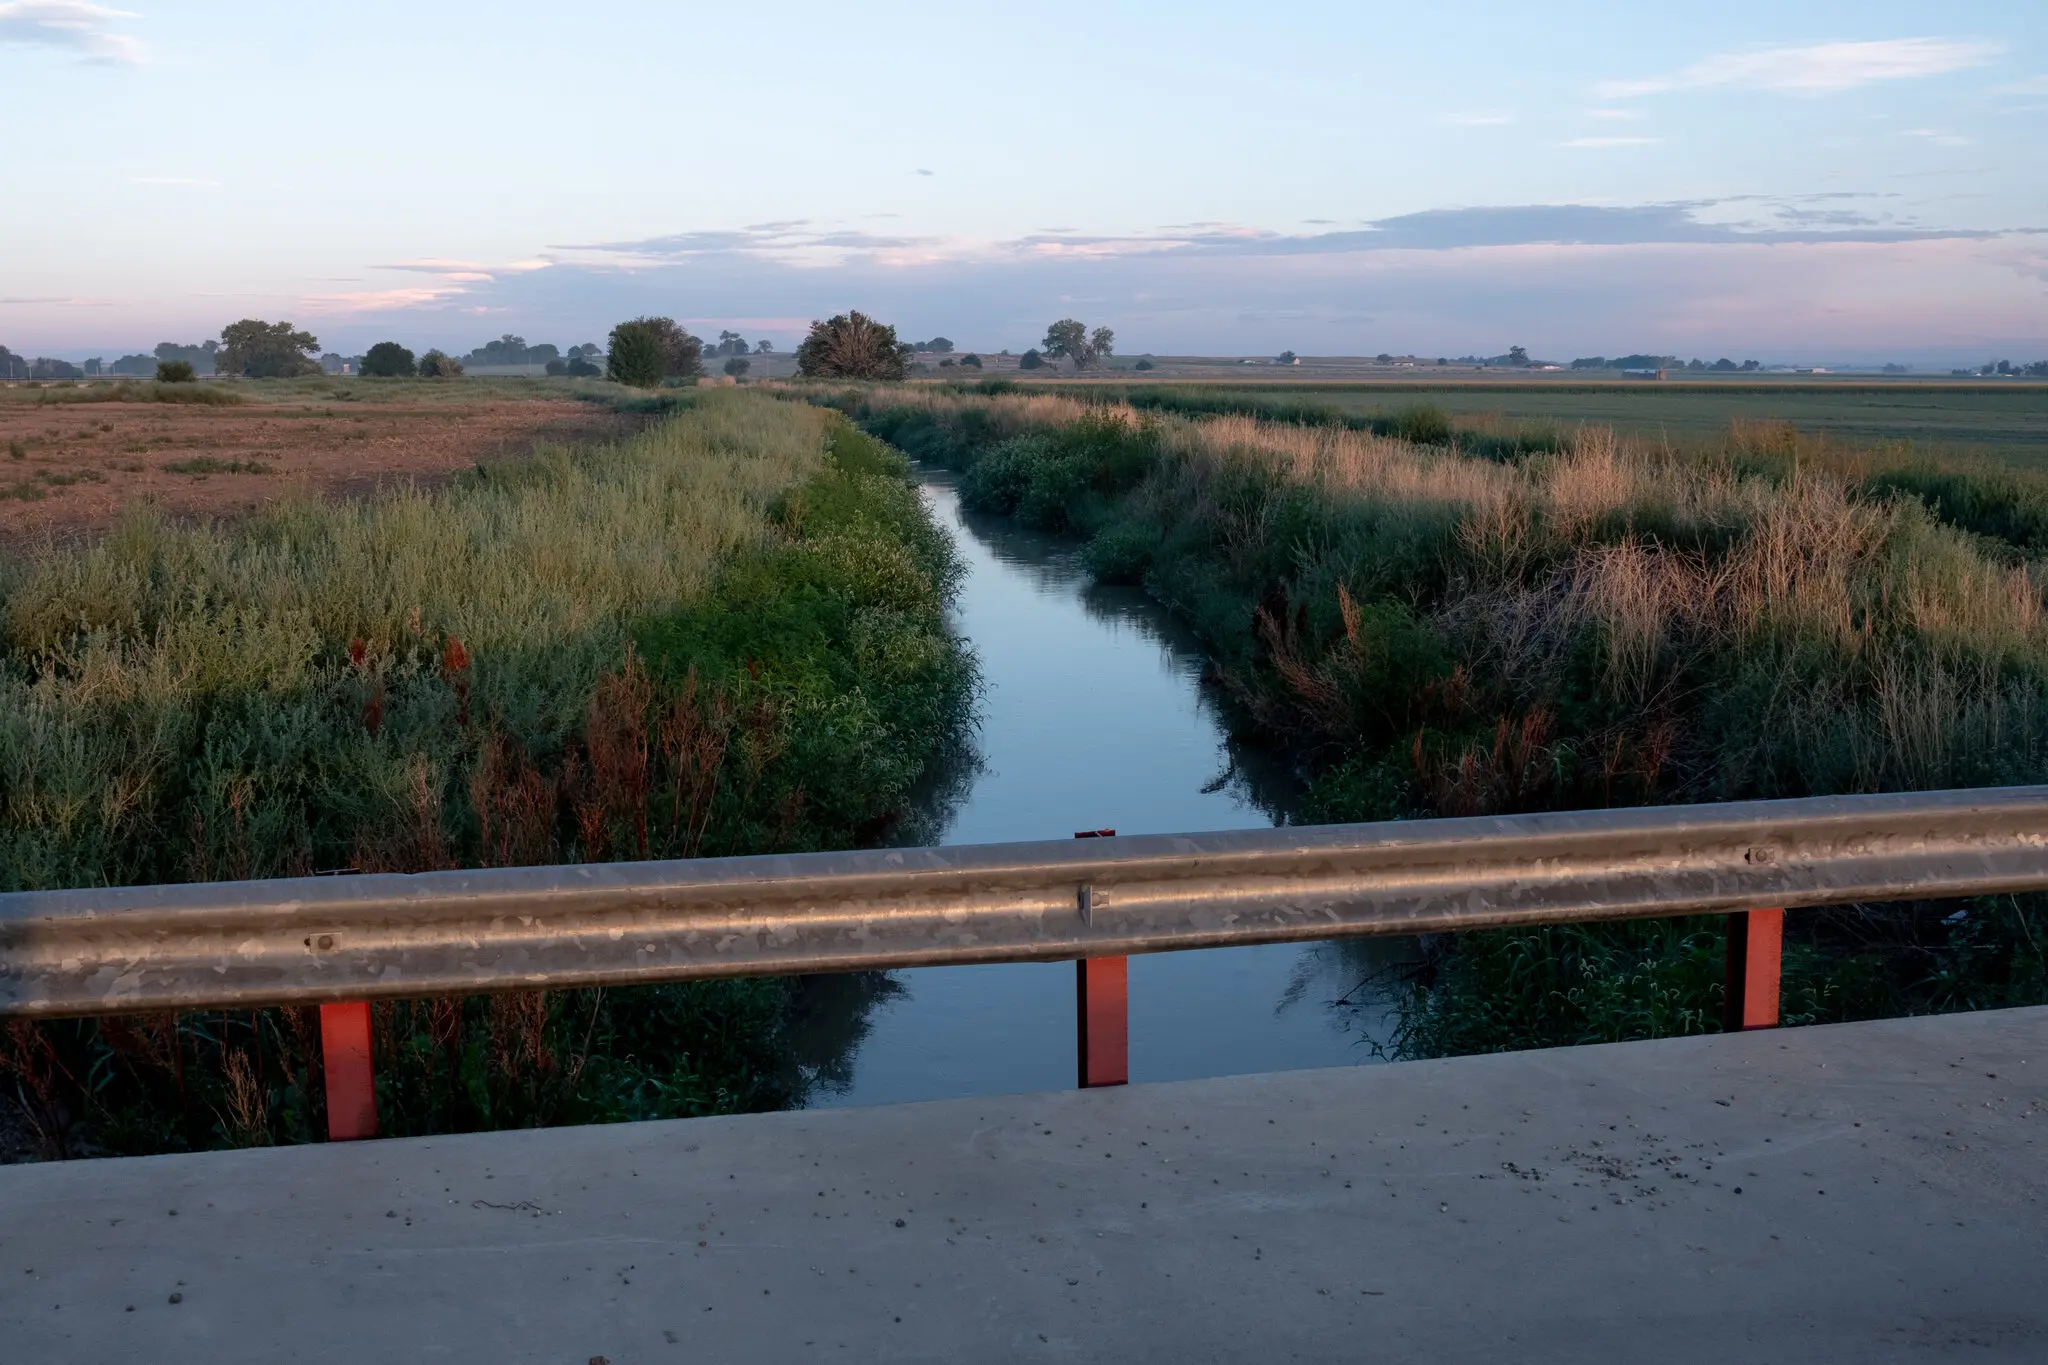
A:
[791, 474, 1414, 1108]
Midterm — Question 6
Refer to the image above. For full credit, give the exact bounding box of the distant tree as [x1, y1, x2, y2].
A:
[712, 329, 749, 358]
[913, 336, 955, 354]
[1277, 350, 1297, 364]
[1435, 357, 1448, 367]
[938, 358, 955, 368]
[1133, 357, 1154, 372]
[465, 334, 532, 366]
[1375, 353, 1393, 365]
[565, 356, 601, 378]
[794, 311, 913, 380]
[109, 353, 153, 376]
[1710, 358, 1738, 372]
[1507, 345, 1530, 366]
[417, 349, 464, 378]
[755, 339, 775, 354]
[360, 342, 417, 378]
[545, 359, 568, 376]
[527, 343, 560, 364]
[607, 320, 668, 388]
[724, 356, 750, 378]
[0, 345, 22, 380]
[28, 357, 84, 380]
[154, 340, 220, 373]
[217, 320, 320, 379]
[2026, 360, 2048, 377]
[1741, 360, 1761, 372]
[155, 360, 196, 383]
[1040, 319, 1114, 370]
[958, 353, 982, 369]
[1018, 349, 1044, 371]
[83, 357, 103, 376]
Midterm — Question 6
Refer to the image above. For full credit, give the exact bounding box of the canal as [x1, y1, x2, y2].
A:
[791, 472, 1414, 1108]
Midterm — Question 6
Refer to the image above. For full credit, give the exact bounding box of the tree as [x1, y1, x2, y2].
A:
[958, 353, 982, 369]
[1375, 353, 1394, 365]
[360, 342, 417, 378]
[1040, 319, 1115, 370]
[914, 336, 954, 354]
[724, 356, 750, 378]
[1507, 345, 1530, 366]
[217, 319, 321, 378]
[1133, 358, 1154, 372]
[794, 311, 913, 380]
[155, 360, 196, 383]
[755, 339, 775, 354]
[0, 345, 22, 380]
[607, 320, 668, 388]
[418, 349, 464, 378]
[1018, 349, 1044, 371]
[28, 357, 83, 380]
[715, 329, 749, 358]
[644, 318, 704, 377]
[1277, 350, 1297, 365]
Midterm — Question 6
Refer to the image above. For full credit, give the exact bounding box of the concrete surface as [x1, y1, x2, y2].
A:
[2, 1007, 2043, 1364]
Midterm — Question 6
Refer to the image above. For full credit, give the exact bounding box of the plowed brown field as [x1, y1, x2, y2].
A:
[0, 396, 641, 545]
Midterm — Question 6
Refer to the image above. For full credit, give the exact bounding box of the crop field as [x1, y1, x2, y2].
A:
[0, 377, 648, 542]
[1036, 379, 2048, 469]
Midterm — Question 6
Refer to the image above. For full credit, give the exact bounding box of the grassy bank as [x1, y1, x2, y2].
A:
[847, 386, 2048, 1054]
[1, 390, 973, 1154]
[969, 378, 2048, 469]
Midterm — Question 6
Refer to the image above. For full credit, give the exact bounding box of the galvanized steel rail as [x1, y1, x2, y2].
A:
[4, 785, 2045, 1019]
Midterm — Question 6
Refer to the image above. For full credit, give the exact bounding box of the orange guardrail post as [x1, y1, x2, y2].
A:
[1074, 828, 1128, 1088]
[1724, 909, 1784, 1032]
[320, 1001, 378, 1140]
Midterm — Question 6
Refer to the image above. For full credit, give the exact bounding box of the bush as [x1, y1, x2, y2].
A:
[1133, 358, 1155, 372]
[1018, 349, 1044, 371]
[724, 356, 751, 378]
[794, 311, 913, 380]
[606, 320, 668, 388]
[360, 342, 417, 378]
[154, 360, 196, 383]
[545, 359, 567, 376]
[959, 353, 982, 370]
[417, 349, 463, 379]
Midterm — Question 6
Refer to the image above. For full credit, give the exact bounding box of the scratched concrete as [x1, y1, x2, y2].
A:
[1, 1007, 2042, 1363]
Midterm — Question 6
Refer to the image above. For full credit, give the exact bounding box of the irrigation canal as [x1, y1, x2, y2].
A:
[788, 471, 1415, 1107]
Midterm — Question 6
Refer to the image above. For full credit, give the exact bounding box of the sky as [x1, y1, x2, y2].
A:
[3, 1, 2045, 364]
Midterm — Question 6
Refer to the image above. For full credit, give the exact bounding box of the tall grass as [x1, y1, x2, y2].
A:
[0, 391, 975, 1153]
[848, 387, 2048, 1051]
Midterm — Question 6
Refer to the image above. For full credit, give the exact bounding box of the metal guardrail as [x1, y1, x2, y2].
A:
[5, 786, 2046, 1018]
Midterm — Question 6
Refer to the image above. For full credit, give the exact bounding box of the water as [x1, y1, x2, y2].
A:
[790, 474, 1413, 1108]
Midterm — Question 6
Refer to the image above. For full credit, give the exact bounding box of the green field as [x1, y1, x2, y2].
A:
[1055, 381, 2048, 469]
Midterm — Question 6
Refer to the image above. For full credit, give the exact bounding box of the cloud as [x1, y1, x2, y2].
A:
[129, 176, 220, 187]
[1901, 129, 1973, 147]
[1586, 108, 1644, 120]
[1561, 136, 1661, 148]
[1444, 111, 1514, 126]
[0, 1, 144, 64]
[915, 168, 934, 176]
[1996, 75, 2048, 96]
[1599, 37, 2001, 99]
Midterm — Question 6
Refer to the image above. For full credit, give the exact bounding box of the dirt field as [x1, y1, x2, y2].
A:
[0, 394, 641, 544]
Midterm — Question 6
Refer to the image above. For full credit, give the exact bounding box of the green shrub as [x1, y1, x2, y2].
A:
[606, 320, 667, 388]
[155, 360, 196, 383]
[360, 342, 416, 378]
[794, 311, 912, 381]
[417, 349, 463, 379]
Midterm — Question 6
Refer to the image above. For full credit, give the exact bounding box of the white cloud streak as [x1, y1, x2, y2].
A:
[0, 1, 145, 64]
[1600, 37, 2001, 99]
[1561, 137, 1661, 148]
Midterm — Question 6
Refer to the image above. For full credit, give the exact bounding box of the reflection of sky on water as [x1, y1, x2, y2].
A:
[792, 474, 1414, 1110]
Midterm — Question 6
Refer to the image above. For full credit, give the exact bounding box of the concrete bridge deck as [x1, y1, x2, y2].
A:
[2, 1007, 2043, 1363]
